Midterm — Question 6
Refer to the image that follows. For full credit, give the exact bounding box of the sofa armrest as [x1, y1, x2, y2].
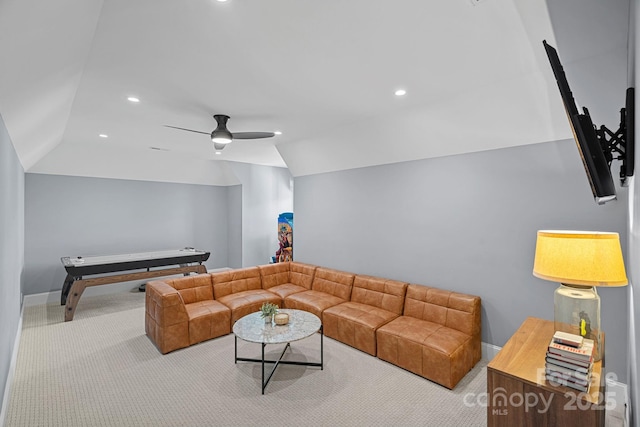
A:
[446, 292, 481, 338]
[147, 281, 183, 307]
[145, 280, 190, 354]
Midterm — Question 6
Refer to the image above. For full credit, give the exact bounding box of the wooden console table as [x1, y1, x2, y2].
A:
[487, 317, 605, 427]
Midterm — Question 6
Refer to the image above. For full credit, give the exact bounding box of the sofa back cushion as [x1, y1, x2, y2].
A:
[403, 284, 481, 337]
[289, 262, 316, 289]
[258, 262, 290, 290]
[211, 267, 262, 299]
[311, 267, 355, 300]
[165, 274, 213, 305]
[351, 275, 408, 315]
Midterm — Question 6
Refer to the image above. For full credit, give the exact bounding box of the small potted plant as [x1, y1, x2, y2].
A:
[260, 302, 278, 324]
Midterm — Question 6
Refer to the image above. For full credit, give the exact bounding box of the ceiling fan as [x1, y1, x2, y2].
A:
[165, 114, 275, 152]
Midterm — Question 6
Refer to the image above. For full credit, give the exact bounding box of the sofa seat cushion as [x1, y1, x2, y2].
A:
[284, 290, 345, 319]
[216, 290, 281, 324]
[266, 284, 308, 302]
[376, 316, 474, 389]
[184, 300, 231, 345]
[323, 301, 399, 356]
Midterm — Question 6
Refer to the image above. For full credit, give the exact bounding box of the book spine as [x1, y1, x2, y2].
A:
[545, 368, 590, 385]
[546, 350, 592, 367]
[545, 355, 591, 373]
[554, 338, 581, 347]
[552, 331, 584, 347]
[545, 375, 589, 393]
[548, 341, 593, 359]
[545, 362, 590, 380]
[547, 347, 593, 364]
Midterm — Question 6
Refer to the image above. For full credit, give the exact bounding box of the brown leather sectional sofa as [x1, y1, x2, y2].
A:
[145, 261, 481, 389]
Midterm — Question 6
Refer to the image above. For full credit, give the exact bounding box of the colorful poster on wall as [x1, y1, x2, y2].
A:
[276, 212, 293, 262]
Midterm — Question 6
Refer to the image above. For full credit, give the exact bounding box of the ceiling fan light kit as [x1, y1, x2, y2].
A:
[165, 114, 275, 154]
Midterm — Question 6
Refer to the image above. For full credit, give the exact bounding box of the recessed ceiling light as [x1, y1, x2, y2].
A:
[395, 89, 407, 96]
[127, 96, 140, 103]
[217, 0, 228, 2]
[274, 131, 282, 135]
[99, 134, 108, 138]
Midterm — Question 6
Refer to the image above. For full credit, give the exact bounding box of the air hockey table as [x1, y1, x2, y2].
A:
[60, 247, 210, 321]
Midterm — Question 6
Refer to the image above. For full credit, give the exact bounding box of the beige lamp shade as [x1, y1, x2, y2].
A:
[533, 230, 628, 287]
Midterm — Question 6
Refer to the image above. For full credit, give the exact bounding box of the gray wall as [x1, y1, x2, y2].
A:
[227, 184, 242, 269]
[24, 174, 231, 295]
[228, 162, 294, 267]
[0, 115, 24, 418]
[628, 0, 639, 423]
[294, 138, 629, 377]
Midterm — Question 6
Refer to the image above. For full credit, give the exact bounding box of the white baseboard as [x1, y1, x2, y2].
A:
[23, 281, 140, 307]
[606, 378, 629, 426]
[0, 304, 23, 427]
[482, 342, 502, 361]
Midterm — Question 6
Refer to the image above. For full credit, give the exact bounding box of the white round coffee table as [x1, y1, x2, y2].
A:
[233, 309, 323, 394]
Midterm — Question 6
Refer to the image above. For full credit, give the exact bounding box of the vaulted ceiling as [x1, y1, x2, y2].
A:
[0, 0, 630, 185]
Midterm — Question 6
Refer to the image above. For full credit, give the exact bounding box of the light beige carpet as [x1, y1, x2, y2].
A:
[6, 291, 488, 426]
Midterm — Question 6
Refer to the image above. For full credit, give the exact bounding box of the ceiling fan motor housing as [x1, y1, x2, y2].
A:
[211, 114, 233, 144]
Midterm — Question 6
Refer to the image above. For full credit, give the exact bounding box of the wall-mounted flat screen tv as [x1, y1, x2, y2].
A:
[543, 40, 617, 205]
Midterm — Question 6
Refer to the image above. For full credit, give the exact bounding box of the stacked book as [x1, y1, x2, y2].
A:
[545, 331, 595, 393]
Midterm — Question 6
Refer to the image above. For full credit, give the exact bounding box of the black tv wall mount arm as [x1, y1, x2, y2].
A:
[593, 87, 635, 187]
[596, 108, 629, 184]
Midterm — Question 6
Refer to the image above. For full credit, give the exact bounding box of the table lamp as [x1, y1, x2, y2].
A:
[532, 230, 627, 361]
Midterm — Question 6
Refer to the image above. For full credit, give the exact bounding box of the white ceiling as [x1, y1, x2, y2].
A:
[0, 0, 630, 185]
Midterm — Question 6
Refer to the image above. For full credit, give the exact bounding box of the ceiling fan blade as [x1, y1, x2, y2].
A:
[232, 132, 275, 139]
[164, 125, 210, 135]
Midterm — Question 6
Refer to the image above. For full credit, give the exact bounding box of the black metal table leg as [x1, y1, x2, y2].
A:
[60, 274, 75, 305]
[320, 325, 324, 370]
[261, 343, 265, 395]
[236, 339, 319, 394]
[233, 311, 323, 395]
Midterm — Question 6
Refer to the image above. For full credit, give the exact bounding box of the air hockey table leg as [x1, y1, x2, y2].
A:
[61, 274, 75, 305]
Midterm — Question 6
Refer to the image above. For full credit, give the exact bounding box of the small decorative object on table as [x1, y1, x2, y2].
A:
[274, 312, 289, 325]
[260, 302, 278, 324]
